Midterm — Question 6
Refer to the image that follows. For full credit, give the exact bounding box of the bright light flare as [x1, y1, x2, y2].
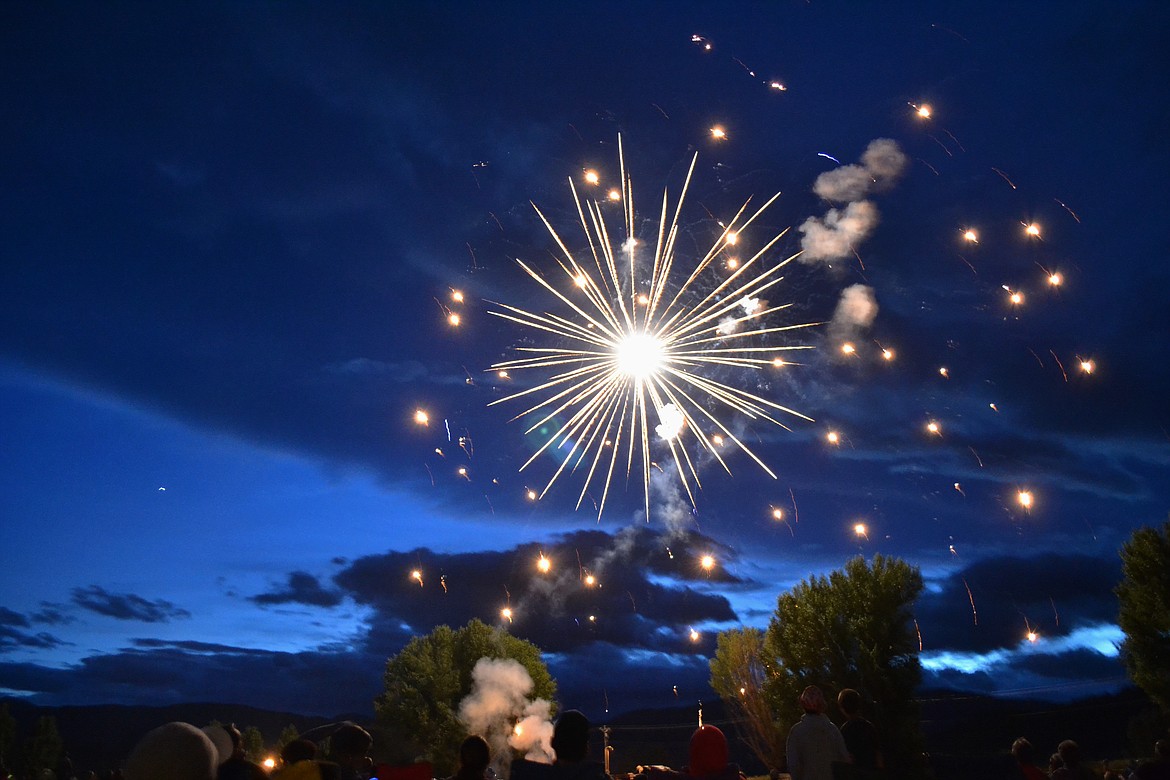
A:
[488, 137, 813, 519]
[410, 569, 423, 586]
[881, 348, 894, 361]
[1017, 490, 1034, 510]
[584, 170, 600, 185]
[1024, 222, 1041, 238]
[826, 430, 840, 445]
[725, 231, 739, 246]
[451, 289, 465, 303]
[413, 409, 429, 426]
[841, 342, 856, 356]
[939, 367, 949, 378]
[915, 103, 932, 119]
[689, 628, 701, 642]
[263, 758, 277, 770]
[584, 574, 597, 587]
[1078, 358, 1095, 374]
[769, 81, 786, 91]
[853, 522, 869, 539]
[962, 229, 978, 243]
[1009, 291, 1024, 305]
[537, 555, 552, 574]
[607, 188, 621, 202]
[501, 607, 513, 622]
[1048, 272, 1063, 286]
[525, 488, 538, 501]
[771, 507, 784, 521]
[1026, 630, 1039, 643]
[448, 312, 461, 327]
[700, 555, 715, 571]
[926, 420, 941, 435]
[710, 125, 727, 140]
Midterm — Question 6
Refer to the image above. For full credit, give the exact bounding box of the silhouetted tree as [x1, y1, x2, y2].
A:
[764, 555, 924, 773]
[1118, 518, 1170, 715]
[375, 618, 556, 774]
[241, 725, 266, 763]
[278, 724, 301, 750]
[709, 626, 785, 770]
[24, 715, 63, 776]
[0, 703, 15, 771]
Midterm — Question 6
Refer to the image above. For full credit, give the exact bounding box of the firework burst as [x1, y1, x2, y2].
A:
[490, 137, 816, 519]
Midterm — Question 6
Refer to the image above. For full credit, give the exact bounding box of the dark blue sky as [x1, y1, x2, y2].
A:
[2, 2, 1169, 719]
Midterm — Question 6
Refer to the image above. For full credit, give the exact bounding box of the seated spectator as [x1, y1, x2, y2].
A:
[1051, 740, 1094, 780]
[123, 722, 219, 780]
[329, 723, 374, 780]
[449, 736, 491, 780]
[686, 725, 744, 780]
[1010, 738, 1046, 780]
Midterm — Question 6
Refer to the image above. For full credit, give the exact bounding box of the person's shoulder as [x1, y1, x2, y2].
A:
[512, 759, 559, 780]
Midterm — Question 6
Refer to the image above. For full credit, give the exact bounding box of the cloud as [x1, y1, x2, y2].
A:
[334, 527, 739, 655]
[70, 586, 191, 623]
[829, 284, 879, 343]
[251, 572, 344, 608]
[798, 201, 879, 263]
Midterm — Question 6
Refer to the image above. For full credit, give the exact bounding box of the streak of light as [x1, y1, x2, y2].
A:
[954, 483, 964, 496]
[962, 578, 978, 626]
[817, 153, 841, 164]
[914, 618, 924, 652]
[991, 167, 1017, 189]
[1054, 198, 1082, 223]
[1023, 222, 1042, 238]
[1050, 350, 1069, 383]
[968, 446, 983, 467]
[853, 522, 869, 540]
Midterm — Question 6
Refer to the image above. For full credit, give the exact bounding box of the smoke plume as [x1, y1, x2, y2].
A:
[459, 658, 555, 774]
[829, 284, 879, 342]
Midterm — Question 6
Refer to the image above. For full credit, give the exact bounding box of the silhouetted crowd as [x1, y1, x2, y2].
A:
[7, 693, 1169, 780]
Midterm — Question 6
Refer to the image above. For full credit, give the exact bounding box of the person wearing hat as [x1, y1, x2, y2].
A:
[785, 686, 849, 780]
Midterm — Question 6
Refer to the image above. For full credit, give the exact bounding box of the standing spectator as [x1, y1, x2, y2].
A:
[1051, 740, 1094, 780]
[328, 725, 373, 780]
[1010, 738, 1046, 780]
[836, 690, 882, 777]
[786, 686, 850, 780]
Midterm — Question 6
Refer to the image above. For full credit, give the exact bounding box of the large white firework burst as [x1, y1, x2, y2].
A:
[491, 137, 816, 519]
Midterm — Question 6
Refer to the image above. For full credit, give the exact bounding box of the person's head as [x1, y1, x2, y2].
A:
[458, 735, 490, 776]
[836, 689, 862, 718]
[330, 724, 373, 772]
[688, 726, 728, 777]
[1011, 738, 1036, 765]
[123, 722, 218, 780]
[1057, 740, 1081, 766]
[551, 710, 590, 764]
[281, 739, 318, 766]
[1049, 753, 1063, 771]
[799, 685, 826, 715]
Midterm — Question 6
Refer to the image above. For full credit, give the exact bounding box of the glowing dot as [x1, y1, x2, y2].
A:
[712, 434, 724, 446]
[926, 421, 941, 435]
[607, 188, 621, 201]
[457, 467, 468, 477]
[853, 522, 868, 538]
[916, 104, 932, 119]
[700, 555, 715, 571]
[584, 170, 600, 185]
[615, 333, 665, 380]
[414, 409, 429, 426]
[826, 431, 840, 445]
[1027, 631, 1039, 643]
[769, 81, 786, 91]
[447, 312, 461, 327]
[881, 348, 894, 361]
[841, 342, 856, 356]
[497, 369, 510, 379]
[410, 569, 423, 586]
[526, 488, 537, 501]
[710, 125, 727, 140]
[771, 507, 784, 521]
[726, 257, 739, 269]
[1024, 222, 1041, 237]
[537, 555, 551, 574]
[501, 607, 513, 622]
[704, 43, 712, 51]
[589, 615, 596, 622]
[1017, 490, 1034, 510]
[771, 358, 786, 368]
[451, 289, 465, 303]
[574, 274, 587, 288]
[637, 293, 649, 305]
[263, 758, 277, 770]
[962, 229, 978, 243]
[434, 448, 443, 456]
[689, 628, 701, 642]
[1009, 291, 1024, 305]
[939, 367, 949, 378]
[1048, 272, 1063, 286]
[584, 574, 596, 587]
[725, 231, 739, 246]
[1079, 358, 1095, 374]
[514, 724, 523, 736]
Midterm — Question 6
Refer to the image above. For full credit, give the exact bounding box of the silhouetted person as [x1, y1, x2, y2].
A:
[1010, 738, 1046, 780]
[328, 724, 373, 780]
[513, 710, 608, 780]
[686, 725, 744, 780]
[836, 689, 882, 777]
[1135, 739, 1170, 780]
[282, 740, 319, 767]
[449, 736, 491, 780]
[786, 686, 849, 780]
[1051, 740, 1094, 780]
[123, 722, 218, 780]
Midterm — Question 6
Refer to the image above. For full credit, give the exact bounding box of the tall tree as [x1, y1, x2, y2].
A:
[375, 619, 556, 775]
[278, 724, 301, 750]
[764, 555, 924, 772]
[709, 627, 785, 770]
[240, 725, 266, 763]
[23, 716, 63, 776]
[0, 703, 15, 771]
[1117, 519, 1170, 715]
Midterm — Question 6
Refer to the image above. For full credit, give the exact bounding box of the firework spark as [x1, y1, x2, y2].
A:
[489, 137, 815, 518]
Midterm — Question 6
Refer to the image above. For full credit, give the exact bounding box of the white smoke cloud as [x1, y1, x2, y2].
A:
[655, 403, 685, 441]
[648, 467, 694, 538]
[459, 658, 555, 774]
[829, 284, 879, 342]
[813, 138, 907, 202]
[798, 201, 879, 263]
[801, 139, 906, 264]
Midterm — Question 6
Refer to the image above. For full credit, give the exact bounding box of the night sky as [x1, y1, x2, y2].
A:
[3, 2, 1169, 720]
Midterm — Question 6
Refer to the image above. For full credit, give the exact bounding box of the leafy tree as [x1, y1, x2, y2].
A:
[375, 619, 556, 775]
[1118, 519, 1170, 715]
[709, 627, 785, 770]
[23, 716, 63, 776]
[240, 725, 266, 763]
[763, 555, 924, 772]
[278, 724, 301, 750]
[0, 703, 15, 770]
